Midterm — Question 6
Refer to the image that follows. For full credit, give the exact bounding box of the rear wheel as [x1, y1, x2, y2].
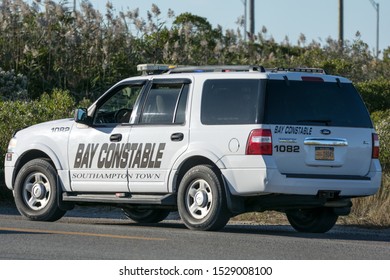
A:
[122, 208, 170, 223]
[286, 208, 338, 233]
[14, 159, 66, 221]
[177, 165, 230, 231]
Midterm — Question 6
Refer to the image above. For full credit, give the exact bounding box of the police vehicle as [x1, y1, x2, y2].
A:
[4, 64, 382, 233]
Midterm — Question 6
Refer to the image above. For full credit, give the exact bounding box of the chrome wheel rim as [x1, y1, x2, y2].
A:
[185, 179, 213, 219]
[22, 172, 51, 210]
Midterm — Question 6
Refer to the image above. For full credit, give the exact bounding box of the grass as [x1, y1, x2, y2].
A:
[345, 173, 390, 227]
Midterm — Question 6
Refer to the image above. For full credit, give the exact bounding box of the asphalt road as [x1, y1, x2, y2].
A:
[0, 203, 389, 260]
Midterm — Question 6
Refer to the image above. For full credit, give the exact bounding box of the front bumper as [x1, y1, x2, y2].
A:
[4, 152, 17, 190]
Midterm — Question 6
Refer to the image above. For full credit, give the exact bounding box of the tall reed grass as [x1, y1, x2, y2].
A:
[347, 173, 390, 227]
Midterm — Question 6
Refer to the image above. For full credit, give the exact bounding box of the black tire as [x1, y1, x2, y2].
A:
[286, 208, 338, 233]
[177, 165, 230, 231]
[14, 159, 66, 222]
[122, 208, 170, 223]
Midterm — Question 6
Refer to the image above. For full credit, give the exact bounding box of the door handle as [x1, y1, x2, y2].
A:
[110, 134, 122, 142]
[171, 133, 184, 142]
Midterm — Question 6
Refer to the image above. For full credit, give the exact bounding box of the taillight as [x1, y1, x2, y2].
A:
[372, 133, 379, 159]
[246, 129, 273, 155]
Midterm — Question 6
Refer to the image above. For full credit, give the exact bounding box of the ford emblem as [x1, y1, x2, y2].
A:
[321, 129, 331, 135]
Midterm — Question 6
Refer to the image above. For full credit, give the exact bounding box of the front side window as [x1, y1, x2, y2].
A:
[94, 84, 143, 124]
[140, 83, 189, 124]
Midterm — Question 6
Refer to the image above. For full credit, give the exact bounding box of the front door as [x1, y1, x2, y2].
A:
[68, 81, 146, 192]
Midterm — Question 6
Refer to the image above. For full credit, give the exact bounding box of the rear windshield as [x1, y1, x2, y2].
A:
[263, 80, 373, 128]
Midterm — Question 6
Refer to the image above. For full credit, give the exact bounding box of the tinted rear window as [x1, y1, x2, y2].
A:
[263, 80, 373, 128]
[201, 79, 261, 125]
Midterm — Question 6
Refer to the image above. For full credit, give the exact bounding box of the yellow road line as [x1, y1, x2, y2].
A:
[0, 227, 166, 241]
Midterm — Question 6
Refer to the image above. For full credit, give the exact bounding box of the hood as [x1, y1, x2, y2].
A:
[16, 118, 75, 138]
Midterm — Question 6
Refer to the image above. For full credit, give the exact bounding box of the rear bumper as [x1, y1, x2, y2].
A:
[221, 160, 382, 197]
[241, 193, 352, 214]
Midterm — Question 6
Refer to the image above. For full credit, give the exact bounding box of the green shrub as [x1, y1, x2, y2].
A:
[371, 110, 390, 170]
[0, 89, 75, 169]
[356, 78, 390, 113]
[0, 67, 28, 101]
[0, 89, 75, 200]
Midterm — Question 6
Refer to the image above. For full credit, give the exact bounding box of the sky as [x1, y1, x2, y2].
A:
[88, 0, 388, 54]
[30, 0, 390, 55]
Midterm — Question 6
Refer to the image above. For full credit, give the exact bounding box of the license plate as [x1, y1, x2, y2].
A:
[315, 147, 334, 161]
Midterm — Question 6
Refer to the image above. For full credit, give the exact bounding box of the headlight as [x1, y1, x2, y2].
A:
[7, 137, 17, 152]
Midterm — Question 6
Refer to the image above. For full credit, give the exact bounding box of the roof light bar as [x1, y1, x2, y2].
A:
[137, 64, 176, 75]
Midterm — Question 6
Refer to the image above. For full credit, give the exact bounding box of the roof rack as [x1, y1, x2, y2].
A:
[269, 67, 326, 74]
[136, 64, 266, 75]
[167, 65, 266, 74]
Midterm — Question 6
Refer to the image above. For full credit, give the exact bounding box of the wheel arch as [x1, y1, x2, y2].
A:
[13, 158, 68, 221]
[171, 155, 244, 215]
[13, 150, 74, 211]
[172, 155, 221, 193]
[13, 147, 61, 187]
[169, 148, 226, 192]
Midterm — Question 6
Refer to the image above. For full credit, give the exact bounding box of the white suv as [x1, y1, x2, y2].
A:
[4, 65, 382, 233]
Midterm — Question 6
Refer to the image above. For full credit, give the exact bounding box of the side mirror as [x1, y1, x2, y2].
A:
[74, 108, 89, 124]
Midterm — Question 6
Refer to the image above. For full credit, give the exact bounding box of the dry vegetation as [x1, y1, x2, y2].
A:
[346, 174, 390, 227]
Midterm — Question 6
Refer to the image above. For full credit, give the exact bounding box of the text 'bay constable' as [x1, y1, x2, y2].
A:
[274, 125, 312, 135]
[73, 142, 166, 169]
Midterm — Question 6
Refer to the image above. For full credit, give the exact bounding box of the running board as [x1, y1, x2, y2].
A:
[63, 192, 176, 206]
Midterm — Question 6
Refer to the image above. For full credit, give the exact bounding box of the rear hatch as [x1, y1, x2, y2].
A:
[263, 75, 375, 178]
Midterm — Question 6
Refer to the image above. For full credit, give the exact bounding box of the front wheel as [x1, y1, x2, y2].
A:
[122, 208, 170, 223]
[177, 165, 230, 231]
[14, 159, 66, 221]
[286, 208, 338, 233]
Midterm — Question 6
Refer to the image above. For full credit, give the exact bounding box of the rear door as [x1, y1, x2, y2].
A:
[264, 77, 374, 178]
[126, 78, 191, 193]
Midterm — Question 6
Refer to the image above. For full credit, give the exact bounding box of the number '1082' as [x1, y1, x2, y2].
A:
[274, 145, 300, 153]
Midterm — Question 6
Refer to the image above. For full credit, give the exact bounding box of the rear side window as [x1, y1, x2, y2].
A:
[263, 80, 373, 128]
[140, 83, 189, 124]
[201, 79, 261, 125]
